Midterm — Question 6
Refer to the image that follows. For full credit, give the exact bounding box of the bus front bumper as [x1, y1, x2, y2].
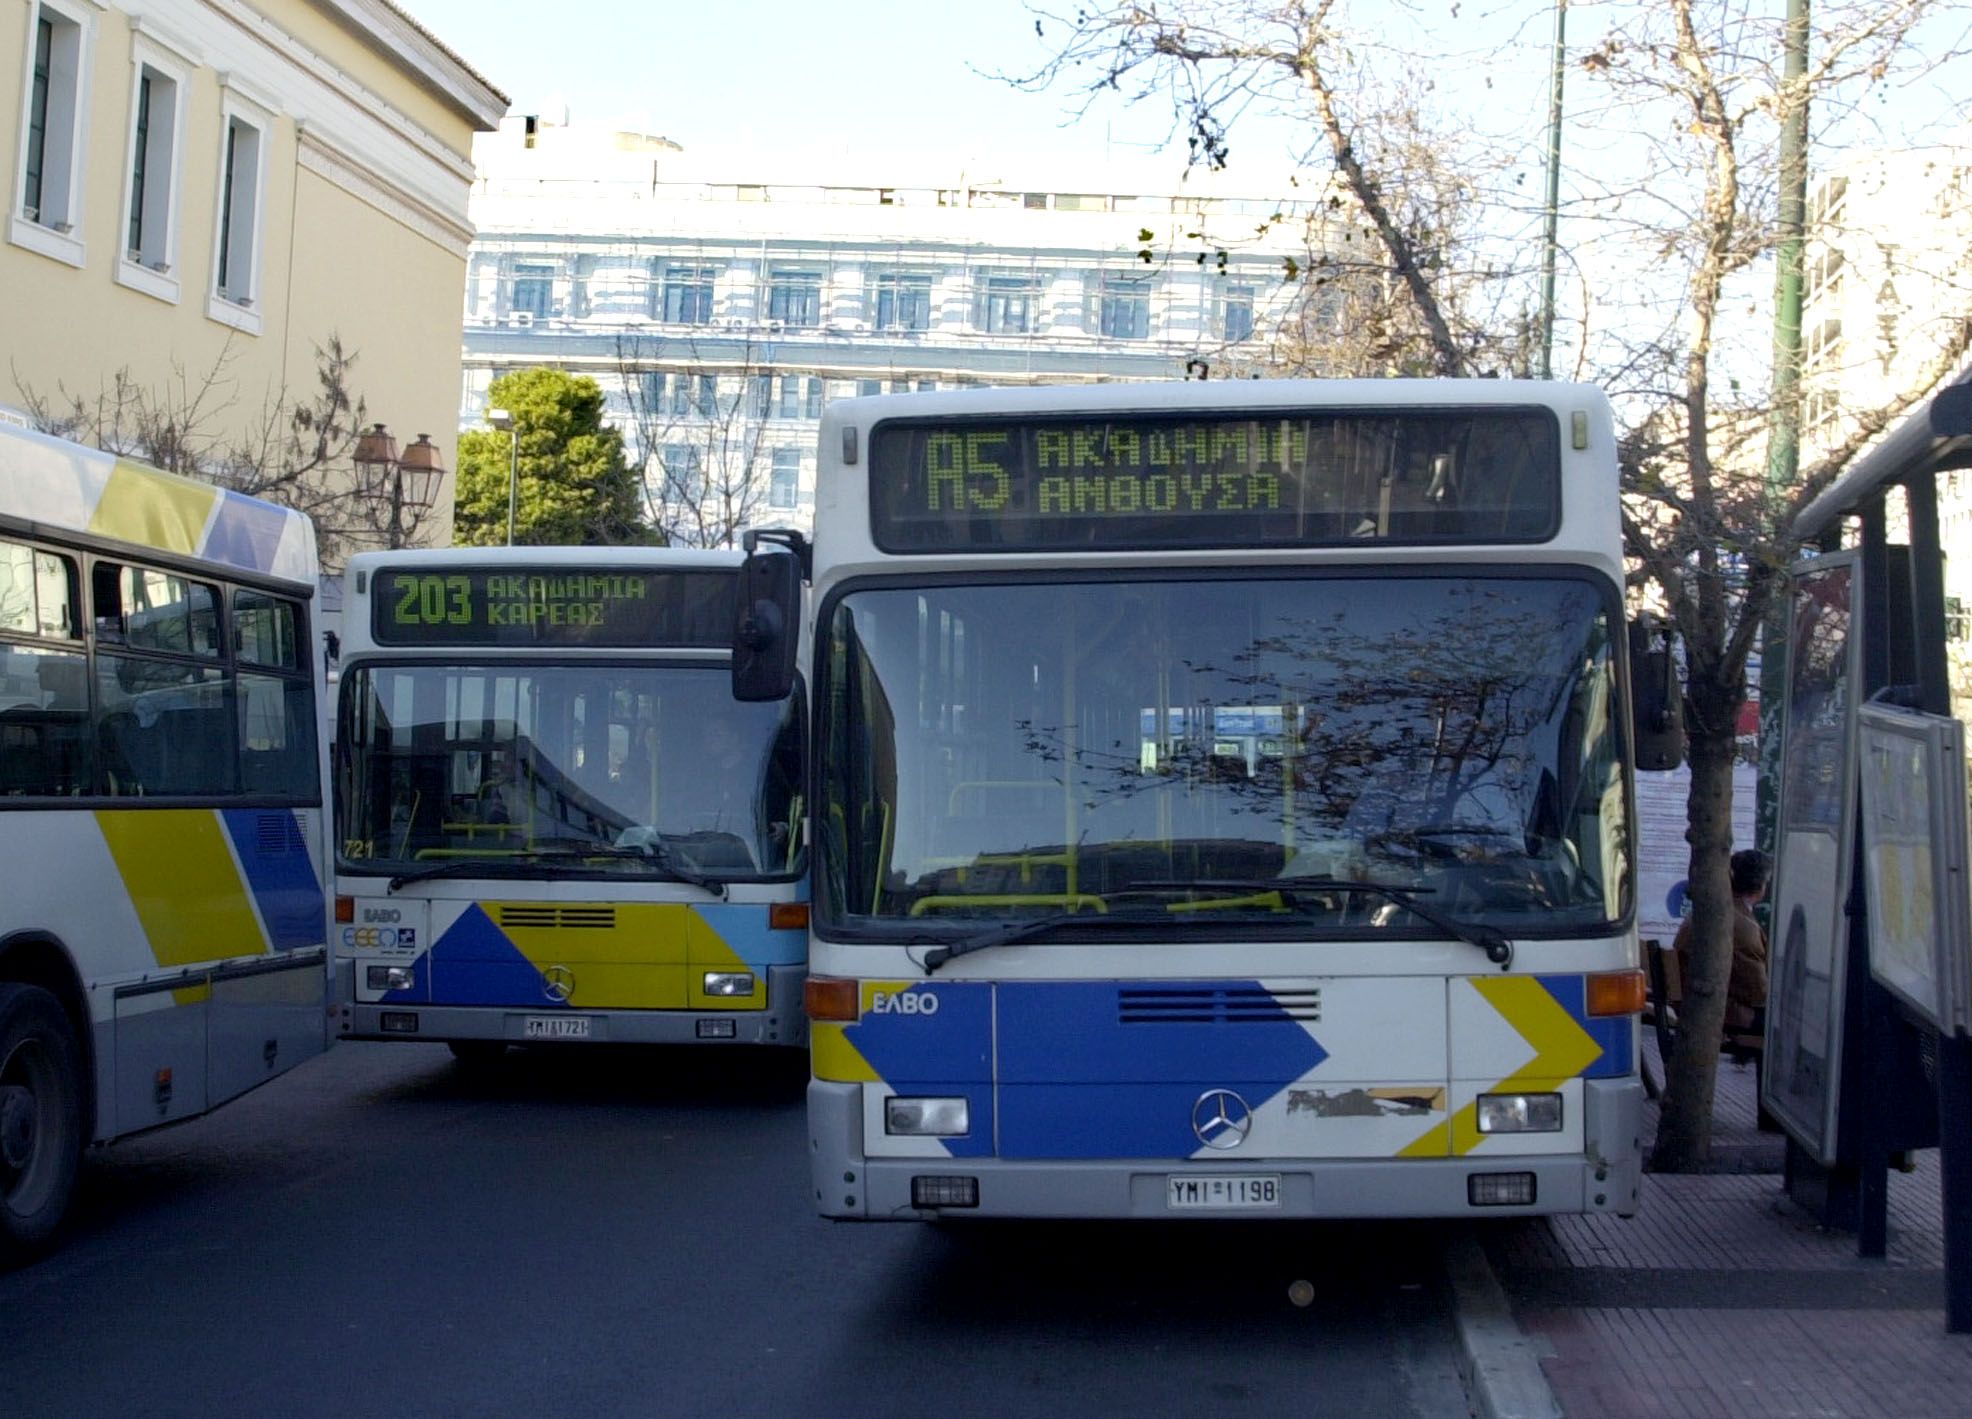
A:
[338, 964, 808, 1047]
[809, 1077, 1642, 1221]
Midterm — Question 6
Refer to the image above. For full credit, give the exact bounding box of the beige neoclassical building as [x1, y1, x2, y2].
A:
[2, 0, 504, 548]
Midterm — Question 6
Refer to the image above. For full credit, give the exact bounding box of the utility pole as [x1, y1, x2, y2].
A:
[1757, 0, 1810, 869]
[1537, 0, 1568, 380]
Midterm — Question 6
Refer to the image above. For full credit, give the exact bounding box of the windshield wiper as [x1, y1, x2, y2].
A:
[638, 839, 729, 898]
[917, 907, 1196, 975]
[1123, 877, 1514, 970]
[386, 844, 727, 898]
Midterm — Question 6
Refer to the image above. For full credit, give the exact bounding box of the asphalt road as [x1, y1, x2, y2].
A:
[1, 1042, 1474, 1419]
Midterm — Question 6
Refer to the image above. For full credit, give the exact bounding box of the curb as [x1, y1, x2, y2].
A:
[1446, 1232, 1564, 1419]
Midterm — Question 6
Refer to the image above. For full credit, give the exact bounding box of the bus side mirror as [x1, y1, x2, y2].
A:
[732, 547, 802, 702]
[1628, 618, 1686, 772]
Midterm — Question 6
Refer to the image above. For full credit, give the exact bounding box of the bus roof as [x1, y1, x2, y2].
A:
[0, 421, 318, 589]
[343, 545, 744, 573]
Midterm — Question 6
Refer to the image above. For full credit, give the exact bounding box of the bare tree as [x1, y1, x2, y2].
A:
[1024, 0, 1972, 1168]
[615, 331, 788, 548]
[15, 335, 432, 567]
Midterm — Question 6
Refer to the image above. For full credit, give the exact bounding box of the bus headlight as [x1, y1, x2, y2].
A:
[1476, 1093, 1563, 1133]
[886, 1097, 970, 1137]
[702, 972, 756, 997]
[366, 965, 416, 991]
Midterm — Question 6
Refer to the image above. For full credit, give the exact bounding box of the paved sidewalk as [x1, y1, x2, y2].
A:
[1483, 1041, 1972, 1418]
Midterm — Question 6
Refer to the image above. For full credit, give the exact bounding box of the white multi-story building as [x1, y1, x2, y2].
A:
[1801, 142, 1972, 694]
[1801, 150, 1972, 452]
[461, 114, 1336, 539]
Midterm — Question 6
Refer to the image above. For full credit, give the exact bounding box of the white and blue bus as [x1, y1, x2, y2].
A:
[333, 548, 807, 1057]
[735, 380, 1669, 1221]
[1, 423, 330, 1263]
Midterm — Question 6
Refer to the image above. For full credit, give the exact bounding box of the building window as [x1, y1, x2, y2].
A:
[661, 445, 703, 500]
[1097, 274, 1152, 340]
[660, 263, 717, 323]
[639, 371, 666, 411]
[767, 268, 823, 326]
[667, 373, 692, 417]
[872, 271, 933, 331]
[511, 262, 555, 319]
[696, 373, 720, 417]
[857, 378, 882, 397]
[749, 374, 772, 418]
[778, 375, 803, 419]
[16, 2, 90, 253]
[122, 58, 181, 283]
[979, 274, 1040, 334]
[213, 109, 266, 311]
[805, 377, 823, 419]
[769, 449, 800, 509]
[1949, 596, 1969, 644]
[1221, 284, 1256, 342]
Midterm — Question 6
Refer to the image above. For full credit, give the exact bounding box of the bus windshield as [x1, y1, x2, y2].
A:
[338, 662, 802, 879]
[819, 574, 1628, 935]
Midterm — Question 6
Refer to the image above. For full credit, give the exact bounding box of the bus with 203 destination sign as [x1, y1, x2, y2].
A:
[731, 379, 1681, 1222]
[334, 547, 807, 1060]
[1, 422, 332, 1264]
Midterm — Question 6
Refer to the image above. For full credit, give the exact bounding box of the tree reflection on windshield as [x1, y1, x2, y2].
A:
[820, 575, 1628, 934]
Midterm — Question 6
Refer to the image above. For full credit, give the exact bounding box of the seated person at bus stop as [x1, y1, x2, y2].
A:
[1672, 848, 1770, 1039]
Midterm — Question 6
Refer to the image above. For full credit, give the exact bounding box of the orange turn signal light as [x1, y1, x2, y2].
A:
[805, 975, 859, 1022]
[334, 895, 354, 923]
[769, 902, 810, 931]
[1586, 968, 1648, 1017]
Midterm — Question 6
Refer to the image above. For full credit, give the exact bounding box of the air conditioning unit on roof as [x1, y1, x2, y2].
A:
[511, 311, 535, 327]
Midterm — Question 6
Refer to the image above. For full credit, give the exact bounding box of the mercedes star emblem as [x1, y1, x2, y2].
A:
[542, 965, 576, 1004]
[1191, 1088, 1254, 1150]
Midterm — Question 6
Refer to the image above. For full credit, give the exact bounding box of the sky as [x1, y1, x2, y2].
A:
[396, 0, 1970, 179]
[392, 0, 1485, 175]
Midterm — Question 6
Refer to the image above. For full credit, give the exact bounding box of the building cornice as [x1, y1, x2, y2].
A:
[305, 0, 507, 129]
[298, 126, 475, 258]
[468, 229, 1297, 271]
[199, 0, 480, 184]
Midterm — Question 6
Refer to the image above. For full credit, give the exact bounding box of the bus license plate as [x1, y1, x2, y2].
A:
[1167, 1174, 1282, 1210]
[523, 1016, 592, 1040]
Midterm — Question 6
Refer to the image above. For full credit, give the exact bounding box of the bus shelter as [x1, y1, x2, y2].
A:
[1782, 371, 1972, 1332]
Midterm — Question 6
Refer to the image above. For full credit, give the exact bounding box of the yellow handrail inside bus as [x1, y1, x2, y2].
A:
[1166, 891, 1290, 914]
[908, 893, 1107, 917]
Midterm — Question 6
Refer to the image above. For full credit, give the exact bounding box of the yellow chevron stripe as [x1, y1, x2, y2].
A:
[96, 809, 267, 969]
[1399, 976, 1604, 1158]
[490, 902, 768, 1011]
[87, 459, 216, 557]
[811, 1022, 880, 1082]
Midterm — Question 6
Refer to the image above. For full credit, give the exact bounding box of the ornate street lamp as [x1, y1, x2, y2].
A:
[353, 423, 446, 549]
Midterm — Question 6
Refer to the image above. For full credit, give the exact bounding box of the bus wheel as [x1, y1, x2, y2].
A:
[0, 983, 85, 1267]
[446, 1040, 507, 1067]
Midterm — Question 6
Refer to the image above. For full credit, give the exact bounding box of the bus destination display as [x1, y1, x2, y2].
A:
[868, 409, 1560, 552]
[371, 567, 732, 647]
